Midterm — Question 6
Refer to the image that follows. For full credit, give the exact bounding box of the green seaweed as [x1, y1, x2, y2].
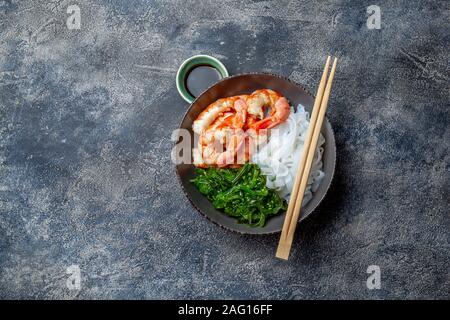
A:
[191, 164, 286, 227]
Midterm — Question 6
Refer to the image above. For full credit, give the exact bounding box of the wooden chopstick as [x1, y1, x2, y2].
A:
[276, 56, 331, 258]
[276, 57, 338, 260]
[277, 56, 331, 243]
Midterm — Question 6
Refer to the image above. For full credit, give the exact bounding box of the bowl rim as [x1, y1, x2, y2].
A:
[174, 72, 336, 234]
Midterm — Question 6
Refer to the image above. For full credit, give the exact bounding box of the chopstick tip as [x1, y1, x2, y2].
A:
[276, 240, 292, 260]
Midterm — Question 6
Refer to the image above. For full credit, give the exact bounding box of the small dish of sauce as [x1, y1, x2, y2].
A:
[185, 66, 222, 98]
[176, 55, 229, 104]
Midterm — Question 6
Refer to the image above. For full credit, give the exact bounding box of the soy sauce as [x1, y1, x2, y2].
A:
[185, 65, 221, 98]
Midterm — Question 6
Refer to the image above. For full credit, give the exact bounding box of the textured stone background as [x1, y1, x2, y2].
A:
[0, 0, 448, 299]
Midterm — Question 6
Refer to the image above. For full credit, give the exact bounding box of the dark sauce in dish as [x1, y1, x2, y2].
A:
[185, 65, 222, 98]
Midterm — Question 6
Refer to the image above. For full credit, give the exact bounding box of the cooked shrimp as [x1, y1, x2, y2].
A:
[246, 89, 291, 130]
[193, 146, 207, 168]
[200, 129, 246, 168]
[192, 90, 290, 167]
[199, 98, 247, 144]
[216, 132, 246, 167]
[193, 97, 248, 167]
[231, 98, 247, 129]
[192, 95, 248, 135]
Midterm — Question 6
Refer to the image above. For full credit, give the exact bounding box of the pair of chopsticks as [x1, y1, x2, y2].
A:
[276, 56, 338, 260]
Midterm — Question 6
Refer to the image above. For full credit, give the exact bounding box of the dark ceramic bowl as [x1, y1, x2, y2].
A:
[176, 73, 336, 234]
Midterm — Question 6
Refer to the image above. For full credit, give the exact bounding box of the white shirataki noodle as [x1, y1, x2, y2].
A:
[251, 104, 325, 206]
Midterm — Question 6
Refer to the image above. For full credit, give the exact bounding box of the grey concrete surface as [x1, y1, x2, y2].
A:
[0, 0, 448, 299]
